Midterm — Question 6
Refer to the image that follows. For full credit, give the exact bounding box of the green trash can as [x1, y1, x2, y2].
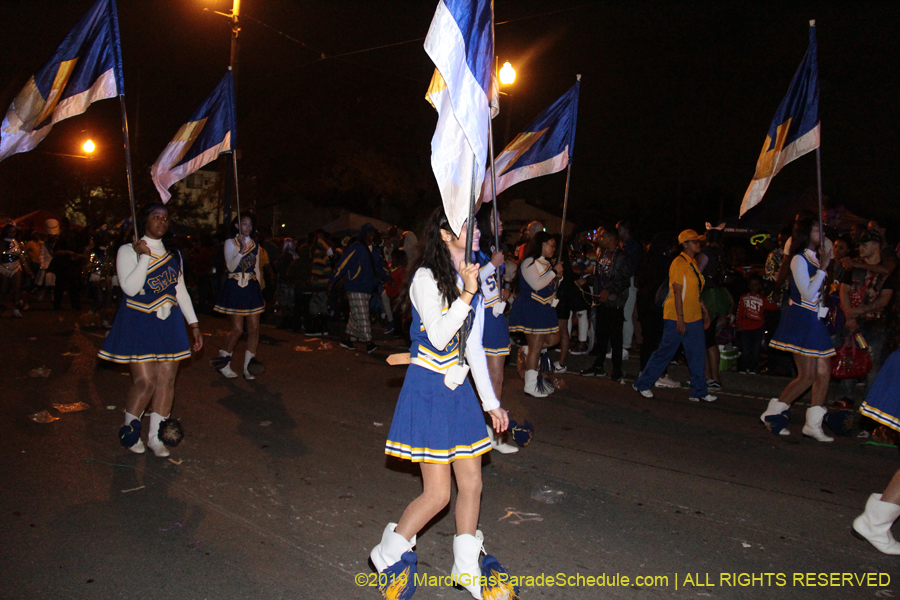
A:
[719, 345, 740, 372]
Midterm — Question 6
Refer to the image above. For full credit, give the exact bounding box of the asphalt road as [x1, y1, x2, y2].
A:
[2, 306, 898, 600]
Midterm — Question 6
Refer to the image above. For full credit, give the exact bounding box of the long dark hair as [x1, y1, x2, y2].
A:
[522, 231, 554, 263]
[403, 207, 479, 308]
[789, 217, 815, 258]
[136, 202, 176, 256]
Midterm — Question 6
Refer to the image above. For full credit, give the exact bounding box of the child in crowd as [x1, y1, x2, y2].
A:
[736, 274, 777, 374]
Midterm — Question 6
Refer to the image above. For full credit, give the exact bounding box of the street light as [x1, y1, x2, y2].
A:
[83, 139, 95, 154]
[499, 61, 516, 85]
[498, 61, 516, 145]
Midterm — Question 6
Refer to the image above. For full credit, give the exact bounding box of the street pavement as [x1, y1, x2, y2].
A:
[2, 305, 898, 600]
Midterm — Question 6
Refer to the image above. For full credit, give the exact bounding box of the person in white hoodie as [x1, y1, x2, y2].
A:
[98, 203, 203, 457]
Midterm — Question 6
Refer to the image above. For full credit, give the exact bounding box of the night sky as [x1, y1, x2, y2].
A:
[0, 0, 898, 235]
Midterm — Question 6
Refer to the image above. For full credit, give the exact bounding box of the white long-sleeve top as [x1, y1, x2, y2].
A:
[790, 250, 827, 304]
[521, 256, 557, 291]
[224, 236, 262, 281]
[409, 268, 500, 412]
[116, 236, 198, 324]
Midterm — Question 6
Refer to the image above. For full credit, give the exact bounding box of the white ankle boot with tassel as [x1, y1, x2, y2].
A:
[802, 406, 833, 442]
[853, 493, 900, 555]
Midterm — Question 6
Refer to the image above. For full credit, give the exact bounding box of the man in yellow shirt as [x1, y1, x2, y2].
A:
[633, 229, 714, 402]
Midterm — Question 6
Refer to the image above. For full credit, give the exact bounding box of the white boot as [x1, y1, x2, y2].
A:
[370, 523, 417, 598]
[802, 405, 834, 442]
[760, 398, 791, 436]
[370, 523, 416, 571]
[524, 370, 548, 398]
[853, 493, 900, 555]
[147, 412, 171, 457]
[243, 350, 255, 380]
[488, 424, 518, 454]
[121, 411, 145, 454]
[218, 350, 238, 379]
[451, 531, 484, 600]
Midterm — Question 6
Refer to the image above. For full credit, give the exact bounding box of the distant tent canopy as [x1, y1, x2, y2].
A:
[321, 213, 395, 237]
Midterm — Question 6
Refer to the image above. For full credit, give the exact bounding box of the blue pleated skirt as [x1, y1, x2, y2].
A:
[508, 294, 559, 335]
[99, 301, 191, 363]
[860, 348, 900, 433]
[385, 365, 491, 464]
[769, 304, 835, 358]
[482, 307, 510, 357]
[215, 278, 265, 315]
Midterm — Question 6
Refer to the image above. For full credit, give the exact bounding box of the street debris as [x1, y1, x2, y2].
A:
[293, 345, 313, 352]
[531, 485, 566, 504]
[52, 402, 90, 413]
[260, 421, 272, 427]
[374, 422, 383, 427]
[106, 405, 117, 410]
[28, 367, 50, 378]
[499, 508, 543, 525]
[28, 410, 59, 423]
[168, 458, 183, 466]
[742, 542, 752, 548]
[121, 486, 145, 494]
[61, 351, 81, 357]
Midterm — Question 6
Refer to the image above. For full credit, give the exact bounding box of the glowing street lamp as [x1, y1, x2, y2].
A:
[499, 61, 516, 85]
[498, 62, 517, 145]
[83, 139, 95, 154]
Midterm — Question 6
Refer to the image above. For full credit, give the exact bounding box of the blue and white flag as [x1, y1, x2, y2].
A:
[151, 71, 236, 203]
[424, 0, 494, 236]
[0, 0, 124, 162]
[483, 80, 580, 200]
[740, 23, 820, 216]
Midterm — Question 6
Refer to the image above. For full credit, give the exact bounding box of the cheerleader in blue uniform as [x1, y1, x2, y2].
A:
[99, 203, 203, 457]
[853, 349, 900, 555]
[508, 231, 563, 397]
[370, 208, 517, 600]
[475, 210, 517, 454]
[760, 217, 835, 442]
[212, 211, 266, 380]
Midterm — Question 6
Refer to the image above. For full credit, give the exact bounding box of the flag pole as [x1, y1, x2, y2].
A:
[118, 95, 139, 243]
[810, 20, 824, 240]
[557, 74, 581, 264]
[488, 63, 500, 254]
[458, 153, 478, 366]
[232, 151, 242, 221]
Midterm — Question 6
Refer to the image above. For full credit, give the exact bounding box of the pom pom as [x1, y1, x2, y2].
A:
[481, 554, 519, 600]
[538, 352, 552, 376]
[764, 409, 791, 435]
[823, 409, 855, 437]
[158, 418, 184, 447]
[508, 420, 534, 448]
[119, 419, 142, 449]
[534, 373, 554, 395]
[379, 550, 417, 600]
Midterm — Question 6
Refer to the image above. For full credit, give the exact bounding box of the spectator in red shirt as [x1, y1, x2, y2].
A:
[736, 274, 777, 374]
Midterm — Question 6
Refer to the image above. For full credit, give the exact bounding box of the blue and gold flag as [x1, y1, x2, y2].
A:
[483, 80, 580, 200]
[151, 71, 236, 203]
[740, 23, 820, 216]
[0, 0, 124, 162]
